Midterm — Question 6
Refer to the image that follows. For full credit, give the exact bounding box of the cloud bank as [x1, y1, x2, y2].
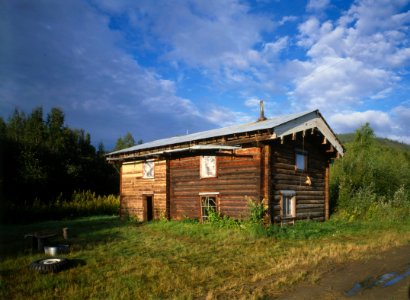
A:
[1, 0, 409, 146]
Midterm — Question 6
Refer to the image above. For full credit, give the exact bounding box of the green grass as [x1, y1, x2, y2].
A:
[1, 216, 409, 299]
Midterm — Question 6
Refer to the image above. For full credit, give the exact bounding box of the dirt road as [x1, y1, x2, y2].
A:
[276, 244, 410, 300]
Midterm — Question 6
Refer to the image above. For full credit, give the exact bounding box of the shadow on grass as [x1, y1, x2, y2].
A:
[67, 258, 86, 269]
[0, 216, 130, 258]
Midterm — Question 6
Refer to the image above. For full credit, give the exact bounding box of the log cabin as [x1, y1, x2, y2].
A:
[106, 105, 344, 224]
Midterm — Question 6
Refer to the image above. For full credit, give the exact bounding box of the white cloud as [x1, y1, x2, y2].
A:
[328, 105, 410, 144]
[91, 0, 279, 93]
[307, 0, 330, 12]
[297, 17, 322, 47]
[0, 0, 215, 146]
[244, 97, 261, 108]
[2, 0, 409, 146]
[262, 37, 289, 59]
[279, 15, 298, 26]
[291, 0, 409, 116]
[392, 105, 410, 134]
[289, 57, 397, 114]
[205, 106, 252, 126]
[97, 0, 273, 70]
[329, 110, 392, 133]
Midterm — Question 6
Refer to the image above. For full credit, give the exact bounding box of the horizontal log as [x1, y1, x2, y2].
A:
[272, 190, 324, 196]
[173, 181, 259, 187]
[172, 177, 259, 185]
[297, 204, 324, 209]
[297, 211, 324, 218]
[172, 192, 259, 198]
[297, 200, 324, 204]
[272, 184, 323, 191]
[272, 205, 323, 212]
[272, 173, 323, 180]
[271, 177, 321, 186]
[272, 163, 295, 170]
[271, 199, 324, 205]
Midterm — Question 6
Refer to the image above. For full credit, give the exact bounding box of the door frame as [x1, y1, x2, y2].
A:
[144, 195, 154, 221]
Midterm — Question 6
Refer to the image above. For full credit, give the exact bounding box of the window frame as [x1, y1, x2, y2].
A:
[280, 191, 296, 218]
[143, 160, 155, 179]
[295, 149, 308, 172]
[199, 194, 219, 222]
[200, 155, 217, 178]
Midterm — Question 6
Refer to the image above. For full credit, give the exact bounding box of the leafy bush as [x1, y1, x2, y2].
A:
[330, 123, 410, 222]
[205, 208, 239, 228]
[245, 196, 266, 224]
[1, 190, 119, 223]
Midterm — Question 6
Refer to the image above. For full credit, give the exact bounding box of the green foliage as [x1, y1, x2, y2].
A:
[114, 132, 138, 151]
[2, 190, 119, 223]
[0, 107, 119, 222]
[246, 196, 266, 224]
[330, 123, 410, 221]
[201, 197, 267, 231]
[205, 208, 239, 228]
[338, 132, 410, 152]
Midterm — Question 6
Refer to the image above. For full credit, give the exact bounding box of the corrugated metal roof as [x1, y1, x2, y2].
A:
[107, 144, 241, 161]
[108, 110, 318, 156]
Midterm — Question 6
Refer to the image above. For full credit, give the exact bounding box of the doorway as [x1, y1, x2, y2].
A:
[146, 196, 153, 221]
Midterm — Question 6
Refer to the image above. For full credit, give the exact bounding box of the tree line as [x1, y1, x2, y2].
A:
[1, 107, 408, 223]
[0, 107, 125, 220]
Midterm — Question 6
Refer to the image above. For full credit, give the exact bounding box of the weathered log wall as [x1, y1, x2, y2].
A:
[119, 134, 330, 223]
[169, 148, 261, 220]
[120, 160, 167, 221]
[270, 134, 328, 221]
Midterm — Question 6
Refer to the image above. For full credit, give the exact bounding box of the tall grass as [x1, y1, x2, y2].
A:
[1, 216, 409, 299]
[1, 190, 119, 223]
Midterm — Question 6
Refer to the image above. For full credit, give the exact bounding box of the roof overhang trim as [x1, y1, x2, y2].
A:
[272, 113, 344, 156]
[106, 110, 344, 161]
[106, 144, 241, 162]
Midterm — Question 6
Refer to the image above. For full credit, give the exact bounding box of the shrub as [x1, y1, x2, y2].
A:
[330, 124, 410, 222]
[205, 208, 239, 228]
[1, 190, 120, 223]
[245, 196, 266, 224]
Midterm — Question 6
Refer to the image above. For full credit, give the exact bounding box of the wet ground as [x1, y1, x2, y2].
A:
[276, 244, 410, 300]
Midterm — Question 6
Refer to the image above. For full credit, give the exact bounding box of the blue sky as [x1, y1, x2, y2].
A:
[1, 0, 410, 148]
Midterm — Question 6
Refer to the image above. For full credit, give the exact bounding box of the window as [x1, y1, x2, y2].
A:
[200, 156, 216, 178]
[295, 150, 307, 171]
[281, 191, 296, 218]
[143, 160, 154, 178]
[282, 195, 292, 217]
[200, 196, 217, 221]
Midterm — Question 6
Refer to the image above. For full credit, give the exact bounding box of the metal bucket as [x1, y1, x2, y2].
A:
[44, 246, 58, 256]
[44, 244, 70, 256]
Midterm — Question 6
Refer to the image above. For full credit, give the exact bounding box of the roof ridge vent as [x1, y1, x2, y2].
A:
[257, 100, 267, 122]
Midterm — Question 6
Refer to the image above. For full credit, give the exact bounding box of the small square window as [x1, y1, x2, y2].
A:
[200, 156, 216, 178]
[296, 151, 307, 171]
[143, 160, 154, 178]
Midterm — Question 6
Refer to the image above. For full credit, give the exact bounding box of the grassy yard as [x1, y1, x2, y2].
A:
[1, 216, 410, 299]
